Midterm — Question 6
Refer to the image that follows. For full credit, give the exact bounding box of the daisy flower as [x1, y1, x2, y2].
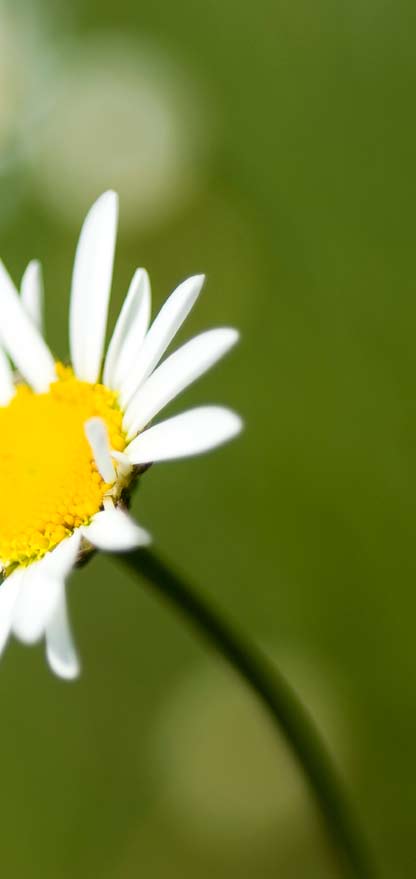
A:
[0, 191, 241, 679]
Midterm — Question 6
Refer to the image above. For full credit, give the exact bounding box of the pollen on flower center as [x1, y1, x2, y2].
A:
[0, 364, 126, 571]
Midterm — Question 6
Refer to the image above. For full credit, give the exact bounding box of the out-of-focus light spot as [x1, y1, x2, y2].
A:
[151, 648, 353, 855]
[0, 4, 50, 169]
[32, 35, 212, 231]
[0, 16, 23, 153]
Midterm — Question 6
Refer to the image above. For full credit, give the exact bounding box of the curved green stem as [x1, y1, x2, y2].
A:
[113, 548, 376, 879]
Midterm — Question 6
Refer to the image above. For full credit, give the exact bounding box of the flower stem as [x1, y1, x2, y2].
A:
[114, 548, 376, 879]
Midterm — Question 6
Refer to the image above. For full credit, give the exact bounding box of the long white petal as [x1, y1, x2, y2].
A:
[12, 532, 81, 645]
[0, 345, 14, 405]
[21, 260, 44, 333]
[120, 274, 205, 406]
[0, 260, 55, 391]
[85, 417, 116, 483]
[45, 585, 80, 680]
[103, 268, 151, 389]
[125, 406, 243, 464]
[0, 570, 23, 655]
[82, 509, 151, 551]
[124, 327, 239, 438]
[70, 191, 118, 383]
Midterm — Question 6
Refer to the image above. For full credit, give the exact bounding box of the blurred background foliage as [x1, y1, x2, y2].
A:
[0, 0, 414, 875]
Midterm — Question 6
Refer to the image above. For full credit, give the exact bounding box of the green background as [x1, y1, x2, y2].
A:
[0, 0, 415, 876]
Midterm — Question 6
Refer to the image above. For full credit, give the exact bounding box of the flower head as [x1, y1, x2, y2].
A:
[0, 192, 241, 678]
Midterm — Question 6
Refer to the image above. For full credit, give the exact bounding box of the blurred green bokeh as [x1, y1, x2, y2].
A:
[0, 0, 415, 876]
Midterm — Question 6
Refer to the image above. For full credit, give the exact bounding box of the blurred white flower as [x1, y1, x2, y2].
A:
[151, 650, 352, 854]
[31, 34, 212, 230]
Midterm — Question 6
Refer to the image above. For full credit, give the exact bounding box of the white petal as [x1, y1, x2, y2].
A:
[126, 406, 243, 464]
[103, 268, 151, 389]
[70, 191, 118, 383]
[13, 569, 61, 644]
[0, 570, 23, 655]
[45, 585, 80, 680]
[21, 260, 44, 333]
[0, 345, 14, 405]
[124, 327, 239, 438]
[82, 509, 151, 551]
[12, 532, 81, 645]
[0, 260, 55, 391]
[120, 274, 205, 407]
[85, 417, 116, 483]
[42, 530, 82, 578]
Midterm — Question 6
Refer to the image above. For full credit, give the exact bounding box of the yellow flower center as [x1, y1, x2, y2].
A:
[0, 364, 126, 572]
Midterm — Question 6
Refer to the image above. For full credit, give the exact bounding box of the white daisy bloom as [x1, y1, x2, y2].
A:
[0, 191, 242, 679]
